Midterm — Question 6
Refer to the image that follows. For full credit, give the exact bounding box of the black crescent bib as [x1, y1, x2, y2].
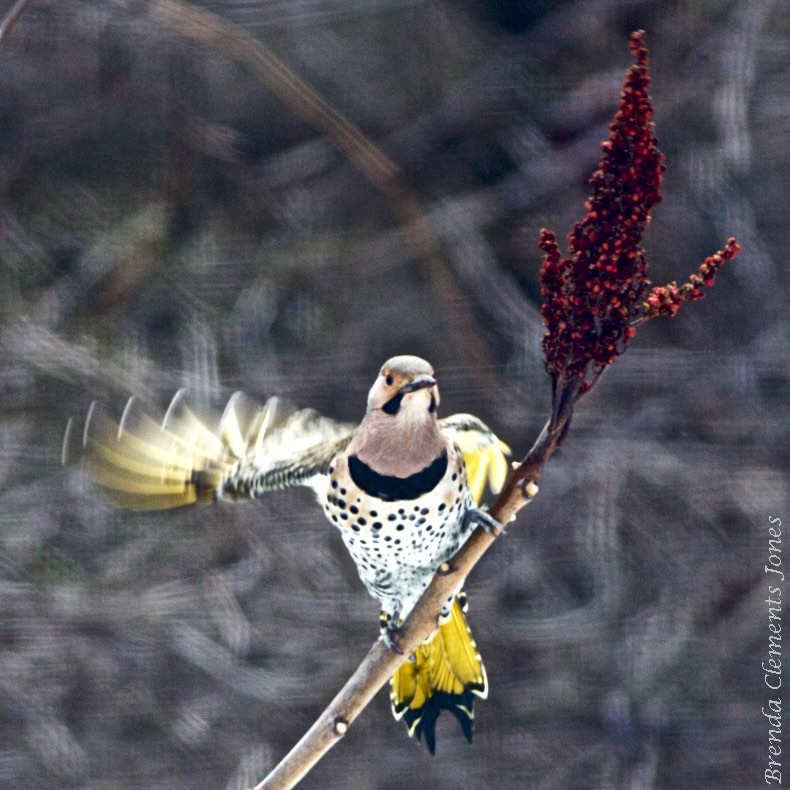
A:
[348, 451, 448, 502]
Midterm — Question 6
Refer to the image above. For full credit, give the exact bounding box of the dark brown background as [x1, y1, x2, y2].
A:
[0, 1, 787, 787]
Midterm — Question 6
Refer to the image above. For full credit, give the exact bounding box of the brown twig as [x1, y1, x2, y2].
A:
[253, 395, 575, 789]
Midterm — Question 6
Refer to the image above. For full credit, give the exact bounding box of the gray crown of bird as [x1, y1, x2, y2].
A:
[66, 355, 510, 753]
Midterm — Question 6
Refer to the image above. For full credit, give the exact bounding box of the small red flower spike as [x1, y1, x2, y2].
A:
[642, 237, 741, 319]
[539, 31, 739, 400]
[539, 31, 664, 391]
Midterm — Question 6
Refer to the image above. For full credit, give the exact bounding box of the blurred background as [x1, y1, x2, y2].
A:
[0, 0, 787, 787]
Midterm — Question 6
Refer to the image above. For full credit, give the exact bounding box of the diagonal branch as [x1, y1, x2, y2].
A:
[253, 394, 576, 789]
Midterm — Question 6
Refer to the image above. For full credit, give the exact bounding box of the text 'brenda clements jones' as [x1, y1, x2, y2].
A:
[765, 516, 783, 785]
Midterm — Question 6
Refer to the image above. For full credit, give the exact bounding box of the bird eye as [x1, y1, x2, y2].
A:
[385, 374, 394, 386]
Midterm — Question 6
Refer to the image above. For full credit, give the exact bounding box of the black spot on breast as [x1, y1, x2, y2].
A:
[347, 451, 448, 502]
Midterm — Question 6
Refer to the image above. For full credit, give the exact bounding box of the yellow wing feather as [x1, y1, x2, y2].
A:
[72, 398, 235, 510]
[439, 414, 511, 503]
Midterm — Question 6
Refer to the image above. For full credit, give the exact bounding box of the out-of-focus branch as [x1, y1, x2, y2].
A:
[105, 0, 491, 370]
[0, 0, 494, 368]
[253, 402, 575, 789]
[0, 0, 33, 44]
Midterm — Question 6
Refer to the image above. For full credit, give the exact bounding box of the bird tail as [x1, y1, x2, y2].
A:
[390, 591, 487, 754]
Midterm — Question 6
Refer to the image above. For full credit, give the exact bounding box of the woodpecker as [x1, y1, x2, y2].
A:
[69, 355, 510, 752]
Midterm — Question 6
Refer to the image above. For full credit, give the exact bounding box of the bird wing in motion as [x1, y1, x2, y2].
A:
[65, 390, 353, 510]
[66, 395, 510, 511]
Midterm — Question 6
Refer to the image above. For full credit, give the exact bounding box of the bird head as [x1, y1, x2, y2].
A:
[366, 355, 440, 420]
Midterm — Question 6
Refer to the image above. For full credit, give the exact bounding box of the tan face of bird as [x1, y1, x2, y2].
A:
[366, 355, 441, 420]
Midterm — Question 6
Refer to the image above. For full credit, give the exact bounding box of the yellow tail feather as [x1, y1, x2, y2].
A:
[390, 592, 487, 753]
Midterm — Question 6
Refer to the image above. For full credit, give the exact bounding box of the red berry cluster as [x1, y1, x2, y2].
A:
[643, 237, 741, 317]
[539, 31, 665, 388]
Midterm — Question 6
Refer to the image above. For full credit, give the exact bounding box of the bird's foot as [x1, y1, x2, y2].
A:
[463, 506, 506, 537]
[379, 611, 407, 656]
[381, 626, 407, 656]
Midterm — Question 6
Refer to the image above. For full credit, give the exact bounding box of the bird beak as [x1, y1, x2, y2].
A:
[400, 374, 436, 394]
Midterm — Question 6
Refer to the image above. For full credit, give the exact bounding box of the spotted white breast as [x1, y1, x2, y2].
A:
[322, 441, 473, 619]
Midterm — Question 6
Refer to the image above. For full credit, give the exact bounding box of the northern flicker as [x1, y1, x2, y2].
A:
[67, 355, 510, 752]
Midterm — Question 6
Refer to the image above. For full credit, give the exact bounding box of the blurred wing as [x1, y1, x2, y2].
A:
[439, 413, 511, 504]
[219, 392, 354, 499]
[66, 391, 355, 510]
